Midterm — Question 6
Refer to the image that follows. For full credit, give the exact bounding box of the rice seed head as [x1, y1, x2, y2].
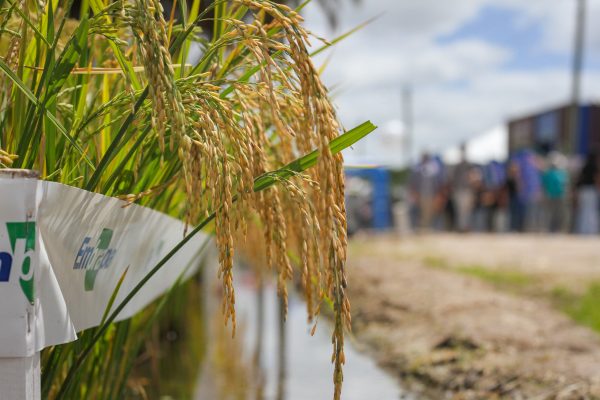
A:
[125, 1, 350, 397]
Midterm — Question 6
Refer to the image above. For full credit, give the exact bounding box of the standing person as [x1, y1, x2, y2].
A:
[505, 161, 523, 232]
[487, 161, 507, 232]
[520, 151, 543, 232]
[441, 181, 455, 231]
[541, 152, 569, 233]
[575, 153, 600, 235]
[410, 152, 442, 231]
[432, 155, 448, 230]
[452, 144, 474, 232]
[470, 168, 486, 231]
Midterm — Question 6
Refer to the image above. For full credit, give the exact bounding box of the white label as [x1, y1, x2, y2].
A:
[0, 179, 209, 357]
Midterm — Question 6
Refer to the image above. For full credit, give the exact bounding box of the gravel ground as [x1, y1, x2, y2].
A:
[347, 233, 600, 399]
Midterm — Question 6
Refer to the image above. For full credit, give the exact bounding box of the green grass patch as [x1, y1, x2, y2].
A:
[423, 256, 448, 269]
[551, 284, 600, 333]
[422, 255, 600, 335]
[456, 267, 600, 335]
[422, 257, 534, 291]
[456, 265, 534, 290]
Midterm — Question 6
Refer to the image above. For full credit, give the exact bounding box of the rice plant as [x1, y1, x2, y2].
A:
[0, 0, 376, 398]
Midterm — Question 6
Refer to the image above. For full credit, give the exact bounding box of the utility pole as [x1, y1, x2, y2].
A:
[402, 86, 413, 166]
[569, 0, 586, 155]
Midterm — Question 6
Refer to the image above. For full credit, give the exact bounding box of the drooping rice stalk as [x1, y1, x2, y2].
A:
[0, 0, 375, 398]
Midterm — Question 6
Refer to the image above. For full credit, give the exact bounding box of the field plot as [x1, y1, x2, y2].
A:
[348, 234, 600, 399]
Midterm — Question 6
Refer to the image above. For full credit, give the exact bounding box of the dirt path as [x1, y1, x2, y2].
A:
[366, 234, 600, 293]
[347, 234, 600, 399]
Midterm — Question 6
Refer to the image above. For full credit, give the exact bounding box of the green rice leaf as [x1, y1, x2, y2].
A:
[44, 18, 89, 106]
[253, 120, 377, 191]
[84, 87, 150, 191]
[100, 266, 129, 325]
[54, 120, 376, 396]
[0, 58, 94, 168]
[5, 0, 51, 46]
[310, 16, 378, 57]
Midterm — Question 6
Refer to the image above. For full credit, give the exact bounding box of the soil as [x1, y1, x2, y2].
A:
[347, 234, 600, 399]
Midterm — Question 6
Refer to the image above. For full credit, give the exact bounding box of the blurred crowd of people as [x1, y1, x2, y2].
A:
[408, 146, 600, 235]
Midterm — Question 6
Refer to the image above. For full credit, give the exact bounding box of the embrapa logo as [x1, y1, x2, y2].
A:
[0, 222, 36, 303]
[73, 228, 117, 291]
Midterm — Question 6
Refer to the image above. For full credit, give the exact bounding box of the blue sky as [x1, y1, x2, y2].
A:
[441, 3, 600, 72]
[304, 0, 600, 166]
[440, 5, 567, 71]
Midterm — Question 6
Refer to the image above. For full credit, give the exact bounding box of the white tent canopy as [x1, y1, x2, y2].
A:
[343, 119, 408, 168]
[443, 125, 508, 165]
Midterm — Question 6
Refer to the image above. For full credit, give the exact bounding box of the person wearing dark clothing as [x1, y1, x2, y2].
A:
[506, 162, 524, 232]
[452, 145, 474, 232]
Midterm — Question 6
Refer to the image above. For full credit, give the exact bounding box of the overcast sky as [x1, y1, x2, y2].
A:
[302, 0, 600, 166]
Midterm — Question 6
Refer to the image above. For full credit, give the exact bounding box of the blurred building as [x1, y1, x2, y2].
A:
[508, 103, 600, 156]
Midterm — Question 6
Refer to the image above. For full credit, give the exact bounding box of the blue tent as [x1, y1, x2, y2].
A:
[345, 167, 392, 230]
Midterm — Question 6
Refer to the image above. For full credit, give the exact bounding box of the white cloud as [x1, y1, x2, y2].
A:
[305, 0, 484, 41]
[301, 0, 600, 166]
[493, 0, 600, 55]
[318, 38, 509, 89]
